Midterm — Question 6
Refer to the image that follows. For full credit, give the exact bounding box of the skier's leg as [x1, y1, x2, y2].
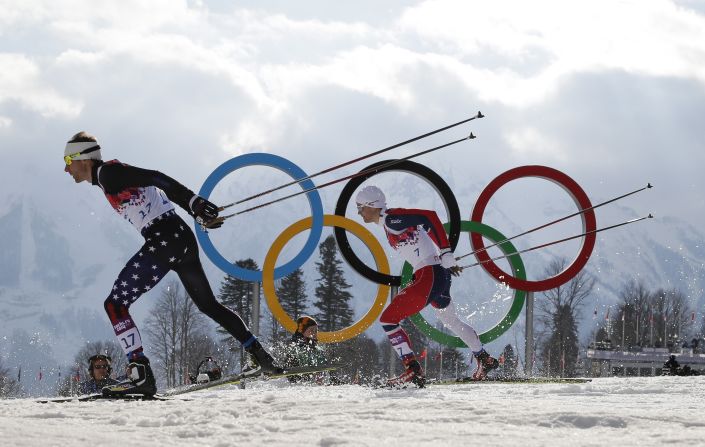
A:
[379, 266, 434, 362]
[434, 302, 482, 352]
[429, 265, 497, 379]
[103, 249, 169, 361]
[175, 257, 253, 343]
[174, 224, 281, 373]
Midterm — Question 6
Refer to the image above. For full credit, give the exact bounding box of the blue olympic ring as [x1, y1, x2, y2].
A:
[195, 153, 324, 282]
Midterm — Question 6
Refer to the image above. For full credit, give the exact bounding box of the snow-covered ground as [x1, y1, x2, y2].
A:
[1, 376, 704, 447]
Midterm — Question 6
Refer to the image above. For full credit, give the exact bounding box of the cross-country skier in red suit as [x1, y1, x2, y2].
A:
[356, 185, 498, 386]
[63, 131, 281, 396]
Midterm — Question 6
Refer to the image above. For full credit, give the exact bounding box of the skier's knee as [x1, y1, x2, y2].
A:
[104, 297, 118, 315]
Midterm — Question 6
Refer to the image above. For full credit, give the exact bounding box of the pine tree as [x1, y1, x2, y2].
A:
[218, 259, 259, 331]
[277, 267, 309, 321]
[312, 235, 354, 332]
[270, 267, 309, 343]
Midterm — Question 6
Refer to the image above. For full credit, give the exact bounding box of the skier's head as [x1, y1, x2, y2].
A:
[88, 354, 112, 380]
[64, 131, 102, 183]
[295, 316, 319, 342]
[355, 185, 386, 224]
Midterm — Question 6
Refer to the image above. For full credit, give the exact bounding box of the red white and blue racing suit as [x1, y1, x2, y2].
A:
[92, 160, 254, 361]
[379, 208, 482, 362]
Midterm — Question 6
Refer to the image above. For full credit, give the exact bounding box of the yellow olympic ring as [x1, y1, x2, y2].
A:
[263, 214, 390, 343]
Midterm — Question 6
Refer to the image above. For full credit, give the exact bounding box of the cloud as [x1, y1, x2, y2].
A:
[0, 115, 11, 128]
[398, 0, 705, 106]
[0, 53, 82, 119]
[505, 126, 566, 161]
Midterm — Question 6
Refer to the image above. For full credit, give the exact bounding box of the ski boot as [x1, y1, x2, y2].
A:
[242, 339, 283, 376]
[387, 358, 426, 388]
[103, 355, 157, 396]
[472, 349, 499, 381]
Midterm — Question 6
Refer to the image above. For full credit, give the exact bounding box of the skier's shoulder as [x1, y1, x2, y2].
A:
[384, 208, 431, 227]
[384, 208, 406, 224]
[95, 159, 129, 187]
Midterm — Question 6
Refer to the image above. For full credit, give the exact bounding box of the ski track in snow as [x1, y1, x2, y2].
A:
[1, 376, 704, 447]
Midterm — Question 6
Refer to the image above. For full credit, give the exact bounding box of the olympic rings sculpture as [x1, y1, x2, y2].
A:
[198, 154, 596, 346]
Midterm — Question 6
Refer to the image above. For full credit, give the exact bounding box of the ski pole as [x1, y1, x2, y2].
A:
[218, 112, 484, 211]
[457, 214, 653, 270]
[204, 134, 476, 226]
[455, 183, 653, 262]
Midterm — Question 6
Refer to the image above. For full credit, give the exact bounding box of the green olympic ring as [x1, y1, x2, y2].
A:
[402, 220, 527, 347]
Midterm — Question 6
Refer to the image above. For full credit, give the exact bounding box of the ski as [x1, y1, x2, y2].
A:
[35, 364, 342, 403]
[427, 376, 592, 386]
[36, 393, 173, 403]
[162, 363, 343, 396]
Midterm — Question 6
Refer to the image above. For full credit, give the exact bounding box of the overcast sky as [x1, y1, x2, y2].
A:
[2, 0, 704, 260]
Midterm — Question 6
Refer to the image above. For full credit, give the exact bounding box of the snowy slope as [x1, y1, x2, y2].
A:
[1, 376, 704, 447]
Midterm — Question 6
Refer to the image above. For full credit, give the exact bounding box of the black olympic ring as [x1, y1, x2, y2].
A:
[334, 159, 461, 286]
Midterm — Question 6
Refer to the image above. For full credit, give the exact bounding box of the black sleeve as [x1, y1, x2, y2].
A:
[98, 163, 197, 213]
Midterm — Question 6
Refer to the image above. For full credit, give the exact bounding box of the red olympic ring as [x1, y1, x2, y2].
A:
[470, 165, 597, 292]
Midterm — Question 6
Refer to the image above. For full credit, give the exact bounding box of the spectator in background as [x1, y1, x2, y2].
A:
[79, 354, 119, 395]
[284, 316, 329, 383]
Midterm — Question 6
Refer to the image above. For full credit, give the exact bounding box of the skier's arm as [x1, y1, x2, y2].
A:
[97, 164, 221, 225]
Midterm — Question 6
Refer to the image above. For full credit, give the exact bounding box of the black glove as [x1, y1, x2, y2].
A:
[202, 216, 224, 229]
[190, 195, 219, 220]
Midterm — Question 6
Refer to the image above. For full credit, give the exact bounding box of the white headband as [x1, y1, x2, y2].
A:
[64, 141, 102, 161]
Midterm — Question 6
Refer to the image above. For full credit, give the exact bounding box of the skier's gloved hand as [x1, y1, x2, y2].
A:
[190, 195, 219, 221]
[202, 216, 224, 229]
[440, 248, 457, 270]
